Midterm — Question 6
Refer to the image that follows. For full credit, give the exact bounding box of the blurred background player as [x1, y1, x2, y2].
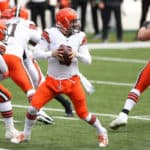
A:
[0, 22, 20, 140]
[10, 8, 108, 147]
[110, 21, 150, 130]
[0, 0, 10, 11]
[0, 6, 69, 125]
[2, 6, 73, 121]
[0, 0, 16, 11]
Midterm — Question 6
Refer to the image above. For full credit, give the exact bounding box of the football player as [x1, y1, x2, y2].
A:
[1, 6, 73, 123]
[0, 22, 20, 140]
[10, 8, 108, 147]
[0, 6, 55, 124]
[23, 49, 74, 118]
[109, 21, 150, 130]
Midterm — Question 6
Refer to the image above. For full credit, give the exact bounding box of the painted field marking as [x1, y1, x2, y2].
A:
[88, 42, 150, 49]
[92, 56, 146, 64]
[12, 104, 150, 121]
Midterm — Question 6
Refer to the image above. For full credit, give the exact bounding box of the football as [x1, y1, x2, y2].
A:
[57, 44, 72, 66]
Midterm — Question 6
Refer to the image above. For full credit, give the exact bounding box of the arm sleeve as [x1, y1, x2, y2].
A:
[33, 39, 52, 59]
[28, 23, 41, 44]
[76, 45, 92, 64]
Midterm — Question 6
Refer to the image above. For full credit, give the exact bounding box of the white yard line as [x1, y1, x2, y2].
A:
[12, 104, 150, 121]
[90, 80, 133, 87]
[0, 119, 21, 123]
[92, 56, 147, 64]
[88, 42, 150, 50]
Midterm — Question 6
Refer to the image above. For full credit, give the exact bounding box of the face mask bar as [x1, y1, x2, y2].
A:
[70, 19, 81, 34]
[56, 19, 81, 36]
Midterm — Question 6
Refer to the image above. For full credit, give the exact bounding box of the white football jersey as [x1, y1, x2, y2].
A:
[33, 27, 91, 79]
[3, 18, 41, 58]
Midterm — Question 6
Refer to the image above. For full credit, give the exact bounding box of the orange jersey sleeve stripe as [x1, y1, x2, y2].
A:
[80, 36, 87, 46]
[42, 31, 50, 43]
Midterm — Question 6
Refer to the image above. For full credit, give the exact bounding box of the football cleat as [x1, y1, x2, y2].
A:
[98, 128, 108, 147]
[10, 132, 29, 144]
[109, 112, 128, 130]
[65, 113, 74, 117]
[5, 127, 20, 140]
[37, 110, 55, 125]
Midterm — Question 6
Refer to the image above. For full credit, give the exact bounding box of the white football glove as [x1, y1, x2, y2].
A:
[37, 110, 55, 125]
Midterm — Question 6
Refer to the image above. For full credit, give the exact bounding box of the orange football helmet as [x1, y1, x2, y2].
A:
[0, 0, 9, 11]
[13, 6, 29, 20]
[19, 7, 29, 20]
[56, 8, 81, 35]
[1, 8, 15, 19]
[0, 22, 7, 41]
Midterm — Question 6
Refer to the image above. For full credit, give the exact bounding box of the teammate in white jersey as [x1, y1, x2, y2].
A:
[0, 7, 55, 124]
[11, 8, 108, 147]
[0, 22, 20, 140]
[1, 6, 73, 122]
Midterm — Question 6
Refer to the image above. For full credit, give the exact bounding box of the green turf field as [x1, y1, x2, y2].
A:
[1, 47, 150, 150]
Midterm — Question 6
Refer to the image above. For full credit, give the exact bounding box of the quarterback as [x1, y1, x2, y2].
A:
[11, 8, 108, 147]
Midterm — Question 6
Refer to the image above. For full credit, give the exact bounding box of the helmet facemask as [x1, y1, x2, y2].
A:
[57, 18, 81, 36]
[70, 19, 81, 34]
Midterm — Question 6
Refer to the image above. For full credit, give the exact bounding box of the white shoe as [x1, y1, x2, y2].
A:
[109, 112, 128, 130]
[37, 110, 55, 125]
[98, 128, 108, 147]
[10, 132, 29, 144]
[5, 127, 20, 140]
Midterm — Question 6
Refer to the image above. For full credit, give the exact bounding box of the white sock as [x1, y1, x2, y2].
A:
[85, 113, 106, 135]
[93, 118, 106, 135]
[24, 117, 36, 139]
[123, 99, 136, 111]
[0, 101, 14, 130]
[4, 117, 14, 130]
[123, 88, 140, 112]
[0, 101, 12, 112]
